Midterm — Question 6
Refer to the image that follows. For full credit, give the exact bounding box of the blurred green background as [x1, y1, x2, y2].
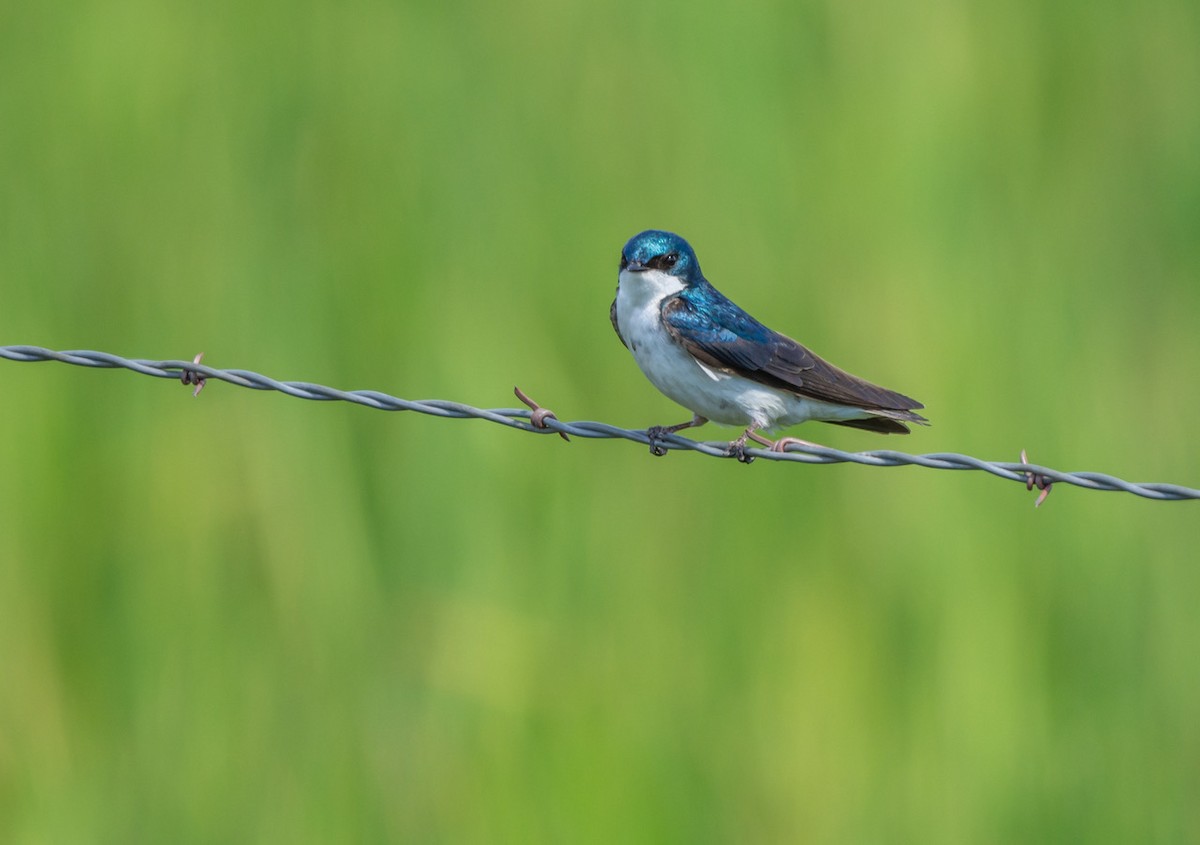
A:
[2, 0, 1199, 841]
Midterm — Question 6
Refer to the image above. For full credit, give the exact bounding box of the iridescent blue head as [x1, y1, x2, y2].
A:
[619, 230, 703, 284]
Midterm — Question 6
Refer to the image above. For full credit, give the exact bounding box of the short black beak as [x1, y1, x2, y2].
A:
[625, 260, 648, 273]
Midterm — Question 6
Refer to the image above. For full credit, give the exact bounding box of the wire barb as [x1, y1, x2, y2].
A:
[3, 344, 1198, 503]
[181, 352, 207, 397]
[1021, 449, 1053, 507]
[514, 386, 569, 442]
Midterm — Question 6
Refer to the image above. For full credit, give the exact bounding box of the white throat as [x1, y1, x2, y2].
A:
[617, 268, 686, 310]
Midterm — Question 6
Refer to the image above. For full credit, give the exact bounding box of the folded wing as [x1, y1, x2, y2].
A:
[661, 287, 926, 422]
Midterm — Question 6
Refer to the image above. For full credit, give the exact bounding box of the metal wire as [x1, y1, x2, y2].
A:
[3, 344, 1197, 503]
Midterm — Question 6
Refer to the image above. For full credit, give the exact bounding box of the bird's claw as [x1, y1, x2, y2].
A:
[726, 440, 755, 463]
[646, 426, 672, 456]
[644, 416, 708, 456]
[1020, 449, 1053, 507]
[514, 386, 569, 441]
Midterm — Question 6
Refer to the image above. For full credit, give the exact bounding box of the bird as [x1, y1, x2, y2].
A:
[610, 229, 928, 461]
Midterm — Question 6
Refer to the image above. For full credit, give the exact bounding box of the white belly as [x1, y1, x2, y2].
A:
[615, 270, 871, 431]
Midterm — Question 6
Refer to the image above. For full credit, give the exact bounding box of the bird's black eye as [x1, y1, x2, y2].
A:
[619, 254, 628, 270]
[647, 252, 680, 271]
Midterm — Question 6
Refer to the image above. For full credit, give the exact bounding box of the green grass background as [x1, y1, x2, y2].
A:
[2, 0, 1199, 841]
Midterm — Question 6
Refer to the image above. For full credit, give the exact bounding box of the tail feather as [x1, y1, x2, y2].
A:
[824, 409, 930, 435]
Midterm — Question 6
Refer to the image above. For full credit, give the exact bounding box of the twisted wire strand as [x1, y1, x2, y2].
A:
[3, 345, 1197, 502]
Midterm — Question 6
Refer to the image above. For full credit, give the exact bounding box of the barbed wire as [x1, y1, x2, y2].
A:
[3, 344, 1197, 503]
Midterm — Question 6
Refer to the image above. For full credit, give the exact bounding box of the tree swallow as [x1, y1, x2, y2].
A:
[611, 229, 928, 460]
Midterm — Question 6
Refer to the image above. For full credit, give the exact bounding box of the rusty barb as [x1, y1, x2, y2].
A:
[1021, 449, 1053, 508]
[180, 352, 207, 397]
[514, 386, 570, 442]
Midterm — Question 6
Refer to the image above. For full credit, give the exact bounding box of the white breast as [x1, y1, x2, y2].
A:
[615, 270, 772, 427]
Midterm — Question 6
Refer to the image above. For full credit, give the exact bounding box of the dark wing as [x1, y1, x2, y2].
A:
[610, 293, 627, 348]
[661, 288, 926, 420]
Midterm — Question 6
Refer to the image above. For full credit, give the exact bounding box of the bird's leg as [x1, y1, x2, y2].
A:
[647, 414, 707, 456]
[648, 414, 707, 438]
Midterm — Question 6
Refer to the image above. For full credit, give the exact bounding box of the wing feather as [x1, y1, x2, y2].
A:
[610, 294, 627, 348]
